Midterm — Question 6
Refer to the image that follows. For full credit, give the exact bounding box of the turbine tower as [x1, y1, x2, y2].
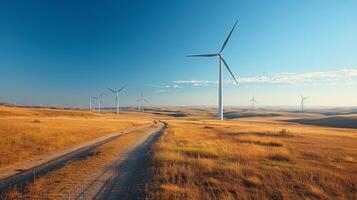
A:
[94, 93, 104, 114]
[248, 96, 257, 110]
[187, 20, 239, 120]
[91, 96, 97, 111]
[89, 97, 93, 111]
[136, 93, 148, 112]
[107, 86, 125, 115]
[300, 95, 308, 111]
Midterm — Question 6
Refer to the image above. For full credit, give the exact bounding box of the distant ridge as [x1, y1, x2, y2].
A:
[0, 102, 15, 107]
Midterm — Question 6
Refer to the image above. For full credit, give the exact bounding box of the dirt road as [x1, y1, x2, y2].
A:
[72, 122, 164, 200]
[2, 122, 165, 199]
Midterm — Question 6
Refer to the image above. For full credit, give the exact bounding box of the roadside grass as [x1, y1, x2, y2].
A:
[0, 106, 151, 168]
[148, 119, 357, 200]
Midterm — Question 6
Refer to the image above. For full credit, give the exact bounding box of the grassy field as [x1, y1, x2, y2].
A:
[149, 117, 357, 200]
[1, 106, 357, 199]
[0, 106, 151, 168]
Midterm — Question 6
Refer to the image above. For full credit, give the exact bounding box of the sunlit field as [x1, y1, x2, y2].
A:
[1, 106, 357, 199]
[0, 106, 151, 168]
[148, 115, 357, 200]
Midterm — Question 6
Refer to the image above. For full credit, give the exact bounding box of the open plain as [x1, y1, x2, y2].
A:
[0, 106, 356, 199]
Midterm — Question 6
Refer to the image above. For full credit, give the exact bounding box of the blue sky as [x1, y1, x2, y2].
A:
[1, 0, 357, 108]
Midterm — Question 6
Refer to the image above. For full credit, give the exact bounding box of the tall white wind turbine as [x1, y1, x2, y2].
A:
[107, 86, 125, 115]
[187, 20, 239, 120]
[248, 96, 257, 110]
[300, 95, 308, 111]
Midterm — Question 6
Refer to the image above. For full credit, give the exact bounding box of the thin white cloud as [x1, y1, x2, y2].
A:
[147, 84, 182, 89]
[174, 68, 357, 86]
[155, 89, 170, 93]
[173, 80, 218, 87]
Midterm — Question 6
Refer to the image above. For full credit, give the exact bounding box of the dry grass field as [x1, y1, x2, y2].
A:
[0, 106, 151, 168]
[1, 106, 357, 199]
[148, 115, 357, 200]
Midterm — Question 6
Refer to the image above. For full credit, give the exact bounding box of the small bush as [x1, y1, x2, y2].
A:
[278, 128, 292, 137]
[32, 119, 41, 123]
[268, 153, 291, 162]
[243, 176, 262, 188]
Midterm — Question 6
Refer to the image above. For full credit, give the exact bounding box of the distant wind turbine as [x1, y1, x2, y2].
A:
[248, 96, 257, 110]
[136, 93, 148, 112]
[93, 93, 104, 114]
[91, 96, 97, 111]
[89, 97, 93, 111]
[107, 86, 125, 115]
[187, 20, 239, 120]
[300, 95, 308, 111]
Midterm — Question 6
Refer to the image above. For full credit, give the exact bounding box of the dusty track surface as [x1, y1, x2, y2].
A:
[70, 122, 165, 200]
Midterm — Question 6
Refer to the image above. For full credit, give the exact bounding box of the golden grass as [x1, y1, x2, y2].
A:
[0, 106, 151, 168]
[148, 118, 357, 200]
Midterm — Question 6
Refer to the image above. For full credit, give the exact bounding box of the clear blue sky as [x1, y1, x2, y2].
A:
[1, 0, 357, 108]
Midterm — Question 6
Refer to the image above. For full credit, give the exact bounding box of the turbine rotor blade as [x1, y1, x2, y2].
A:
[186, 53, 218, 57]
[219, 20, 238, 53]
[118, 85, 126, 92]
[107, 88, 116, 93]
[220, 57, 239, 84]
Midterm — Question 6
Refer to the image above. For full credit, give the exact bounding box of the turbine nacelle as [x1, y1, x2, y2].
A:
[249, 96, 257, 103]
[108, 86, 126, 94]
[300, 95, 308, 101]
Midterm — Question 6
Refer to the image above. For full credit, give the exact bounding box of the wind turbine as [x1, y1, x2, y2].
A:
[107, 86, 125, 115]
[136, 93, 148, 112]
[90, 96, 97, 111]
[93, 93, 104, 114]
[89, 97, 93, 111]
[300, 95, 308, 111]
[187, 20, 239, 120]
[248, 96, 257, 110]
